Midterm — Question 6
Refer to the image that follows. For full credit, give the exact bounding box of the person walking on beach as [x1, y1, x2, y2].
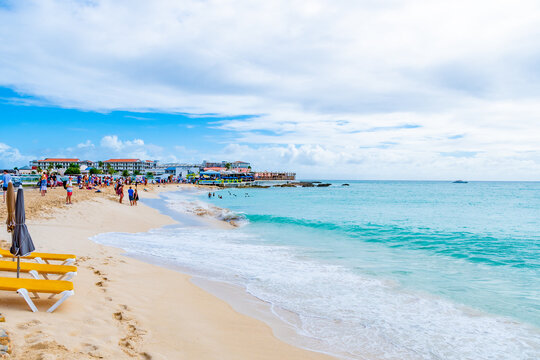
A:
[133, 187, 139, 206]
[128, 186, 134, 206]
[66, 176, 73, 204]
[117, 182, 124, 203]
[40, 172, 48, 196]
[1, 170, 12, 203]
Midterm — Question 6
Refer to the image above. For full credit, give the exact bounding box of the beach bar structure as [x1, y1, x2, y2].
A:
[190, 171, 255, 186]
[254, 172, 296, 181]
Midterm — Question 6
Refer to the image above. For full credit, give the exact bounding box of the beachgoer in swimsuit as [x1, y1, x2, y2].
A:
[40, 172, 48, 196]
[128, 186, 134, 206]
[66, 177, 73, 204]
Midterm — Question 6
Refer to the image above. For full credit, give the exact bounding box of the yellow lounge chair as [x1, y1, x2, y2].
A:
[0, 249, 76, 265]
[0, 277, 74, 312]
[0, 261, 77, 281]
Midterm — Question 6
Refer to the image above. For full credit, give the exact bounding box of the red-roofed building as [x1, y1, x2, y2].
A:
[31, 158, 81, 169]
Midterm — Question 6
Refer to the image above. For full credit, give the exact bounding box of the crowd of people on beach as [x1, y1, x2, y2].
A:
[1, 170, 155, 206]
[2, 170, 193, 209]
[113, 179, 140, 206]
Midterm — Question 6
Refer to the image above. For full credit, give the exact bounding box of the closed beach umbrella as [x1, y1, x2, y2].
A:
[6, 182, 15, 232]
[10, 187, 35, 278]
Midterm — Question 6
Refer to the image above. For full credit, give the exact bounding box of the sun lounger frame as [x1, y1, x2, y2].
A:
[17, 288, 74, 313]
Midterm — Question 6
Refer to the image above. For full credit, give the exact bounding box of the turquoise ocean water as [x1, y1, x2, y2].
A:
[94, 181, 540, 359]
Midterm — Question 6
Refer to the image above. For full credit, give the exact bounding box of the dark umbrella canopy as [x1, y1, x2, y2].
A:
[10, 188, 35, 257]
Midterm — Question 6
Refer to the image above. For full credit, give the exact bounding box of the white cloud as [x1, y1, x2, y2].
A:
[0, 143, 34, 168]
[0, 1, 539, 179]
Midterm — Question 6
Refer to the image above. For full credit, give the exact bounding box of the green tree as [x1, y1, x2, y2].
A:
[55, 164, 62, 169]
[64, 165, 81, 175]
[89, 168, 102, 175]
[122, 170, 130, 177]
[225, 162, 232, 170]
[98, 161, 104, 169]
[31, 171, 36, 175]
[36, 166, 42, 173]
[106, 165, 116, 175]
[146, 172, 153, 178]
[133, 170, 141, 175]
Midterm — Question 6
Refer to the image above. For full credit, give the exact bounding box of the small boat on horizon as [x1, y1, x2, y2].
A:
[453, 180, 468, 183]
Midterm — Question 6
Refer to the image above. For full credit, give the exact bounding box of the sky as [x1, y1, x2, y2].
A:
[1, 0, 540, 180]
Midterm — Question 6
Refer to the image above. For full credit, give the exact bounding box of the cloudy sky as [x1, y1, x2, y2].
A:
[1, 0, 539, 180]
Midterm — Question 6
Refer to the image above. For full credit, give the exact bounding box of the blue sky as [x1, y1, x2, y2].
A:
[1, 0, 540, 180]
[0, 87, 243, 163]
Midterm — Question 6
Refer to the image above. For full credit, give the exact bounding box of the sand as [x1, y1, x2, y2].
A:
[0, 185, 336, 359]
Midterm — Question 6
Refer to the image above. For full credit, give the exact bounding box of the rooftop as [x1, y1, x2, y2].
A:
[40, 158, 80, 162]
[104, 159, 141, 163]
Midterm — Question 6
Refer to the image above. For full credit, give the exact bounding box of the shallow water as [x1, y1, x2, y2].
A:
[93, 181, 540, 359]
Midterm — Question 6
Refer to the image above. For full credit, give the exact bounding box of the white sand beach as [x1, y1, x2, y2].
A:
[0, 185, 336, 359]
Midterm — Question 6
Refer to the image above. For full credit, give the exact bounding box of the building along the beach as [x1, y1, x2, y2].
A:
[230, 161, 251, 173]
[30, 158, 82, 169]
[202, 160, 251, 172]
[104, 159, 157, 173]
[162, 164, 201, 179]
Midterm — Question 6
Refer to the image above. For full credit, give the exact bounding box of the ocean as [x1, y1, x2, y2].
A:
[93, 181, 540, 359]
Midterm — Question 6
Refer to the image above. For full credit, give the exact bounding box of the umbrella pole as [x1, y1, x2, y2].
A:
[17, 256, 20, 278]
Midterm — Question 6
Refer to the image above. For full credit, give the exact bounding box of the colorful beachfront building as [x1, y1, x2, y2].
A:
[202, 160, 251, 173]
[103, 159, 158, 173]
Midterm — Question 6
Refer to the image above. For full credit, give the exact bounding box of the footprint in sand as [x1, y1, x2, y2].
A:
[113, 312, 124, 321]
[17, 319, 41, 330]
[113, 306, 149, 358]
[81, 343, 103, 358]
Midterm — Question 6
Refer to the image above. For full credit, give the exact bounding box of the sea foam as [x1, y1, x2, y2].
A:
[92, 191, 540, 360]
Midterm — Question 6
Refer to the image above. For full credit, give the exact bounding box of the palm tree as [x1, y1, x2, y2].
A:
[98, 161, 104, 169]
[225, 163, 232, 170]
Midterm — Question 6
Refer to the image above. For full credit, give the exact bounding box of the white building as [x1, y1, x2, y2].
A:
[30, 158, 82, 169]
[160, 163, 201, 179]
[103, 159, 157, 173]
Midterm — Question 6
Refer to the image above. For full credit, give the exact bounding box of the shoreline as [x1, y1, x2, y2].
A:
[0, 184, 336, 359]
[104, 188, 345, 359]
